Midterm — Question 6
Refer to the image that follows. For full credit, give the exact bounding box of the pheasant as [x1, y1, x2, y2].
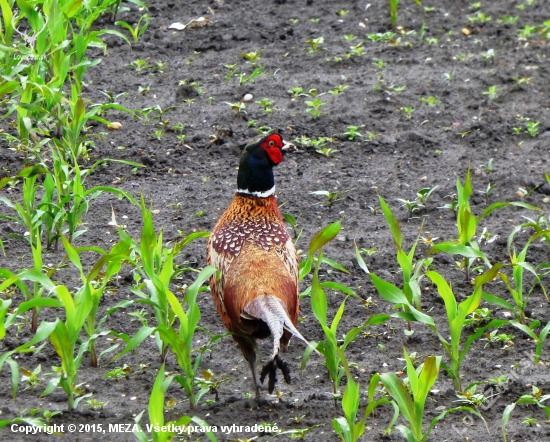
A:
[207, 133, 312, 396]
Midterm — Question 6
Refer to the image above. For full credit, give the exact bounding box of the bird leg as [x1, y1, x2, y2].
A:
[260, 355, 291, 394]
[246, 351, 261, 398]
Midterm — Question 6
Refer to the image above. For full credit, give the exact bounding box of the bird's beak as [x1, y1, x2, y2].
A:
[282, 140, 297, 151]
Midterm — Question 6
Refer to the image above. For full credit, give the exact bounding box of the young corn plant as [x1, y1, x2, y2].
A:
[111, 196, 210, 365]
[0, 241, 126, 409]
[155, 265, 217, 410]
[370, 348, 485, 441]
[60, 236, 131, 367]
[133, 364, 217, 442]
[483, 228, 546, 325]
[424, 268, 505, 391]
[429, 168, 539, 281]
[333, 348, 397, 442]
[363, 197, 429, 332]
[370, 257, 505, 392]
[302, 221, 389, 402]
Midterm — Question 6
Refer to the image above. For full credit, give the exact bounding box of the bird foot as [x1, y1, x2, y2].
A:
[259, 355, 291, 394]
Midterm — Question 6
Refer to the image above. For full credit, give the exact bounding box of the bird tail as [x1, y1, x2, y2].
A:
[243, 295, 320, 361]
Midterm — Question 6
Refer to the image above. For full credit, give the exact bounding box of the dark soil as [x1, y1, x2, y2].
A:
[2, 0, 550, 441]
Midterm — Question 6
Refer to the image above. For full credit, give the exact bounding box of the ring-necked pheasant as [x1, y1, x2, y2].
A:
[207, 133, 313, 396]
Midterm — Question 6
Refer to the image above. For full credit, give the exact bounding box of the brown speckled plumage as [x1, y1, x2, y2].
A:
[207, 194, 298, 349]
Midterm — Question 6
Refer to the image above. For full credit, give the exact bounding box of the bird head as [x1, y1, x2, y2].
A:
[237, 133, 291, 197]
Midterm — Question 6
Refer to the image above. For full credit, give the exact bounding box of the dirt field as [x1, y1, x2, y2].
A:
[1, 0, 550, 441]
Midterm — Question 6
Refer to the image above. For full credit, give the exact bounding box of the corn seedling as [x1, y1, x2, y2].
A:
[371, 348, 486, 441]
[111, 196, 211, 366]
[302, 221, 389, 401]
[429, 168, 539, 281]
[482, 225, 549, 326]
[333, 349, 397, 442]
[115, 14, 149, 44]
[133, 364, 217, 442]
[61, 237, 131, 367]
[366, 197, 428, 334]
[0, 244, 128, 409]
[155, 265, 218, 409]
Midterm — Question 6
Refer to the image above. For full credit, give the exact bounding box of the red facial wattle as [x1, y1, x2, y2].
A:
[260, 134, 284, 165]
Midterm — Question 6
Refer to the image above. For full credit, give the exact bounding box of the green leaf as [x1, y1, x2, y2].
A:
[426, 271, 457, 323]
[355, 242, 369, 274]
[5, 357, 19, 400]
[370, 274, 408, 304]
[379, 195, 402, 247]
[482, 292, 516, 312]
[502, 403, 516, 442]
[535, 321, 550, 364]
[149, 364, 166, 430]
[111, 326, 155, 362]
[309, 220, 341, 256]
[510, 320, 539, 341]
[429, 242, 488, 262]
[310, 251, 328, 327]
[479, 201, 541, 221]
[379, 372, 417, 437]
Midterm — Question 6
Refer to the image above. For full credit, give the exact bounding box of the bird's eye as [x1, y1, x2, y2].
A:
[268, 140, 275, 147]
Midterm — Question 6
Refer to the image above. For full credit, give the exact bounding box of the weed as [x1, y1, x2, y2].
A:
[343, 126, 362, 140]
[329, 85, 349, 95]
[225, 101, 247, 114]
[419, 96, 441, 107]
[256, 98, 274, 114]
[239, 50, 262, 63]
[444, 71, 454, 81]
[525, 121, 540, 137]
[288, 86, 309, 99]
[305, 98, 326, 119]
[316, 147, 339, 157]
[399, 107, 415, 120]
[306, 37, 324, 53]
[238, 67, 265, 85]
[482, 86, 499, 100]
[310, 190, 350, 210]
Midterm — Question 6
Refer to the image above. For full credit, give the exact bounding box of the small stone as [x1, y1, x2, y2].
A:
[243, 93, 253, 102]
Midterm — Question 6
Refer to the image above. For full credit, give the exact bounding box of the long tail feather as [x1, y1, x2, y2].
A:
[243, 295, 320, 360]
